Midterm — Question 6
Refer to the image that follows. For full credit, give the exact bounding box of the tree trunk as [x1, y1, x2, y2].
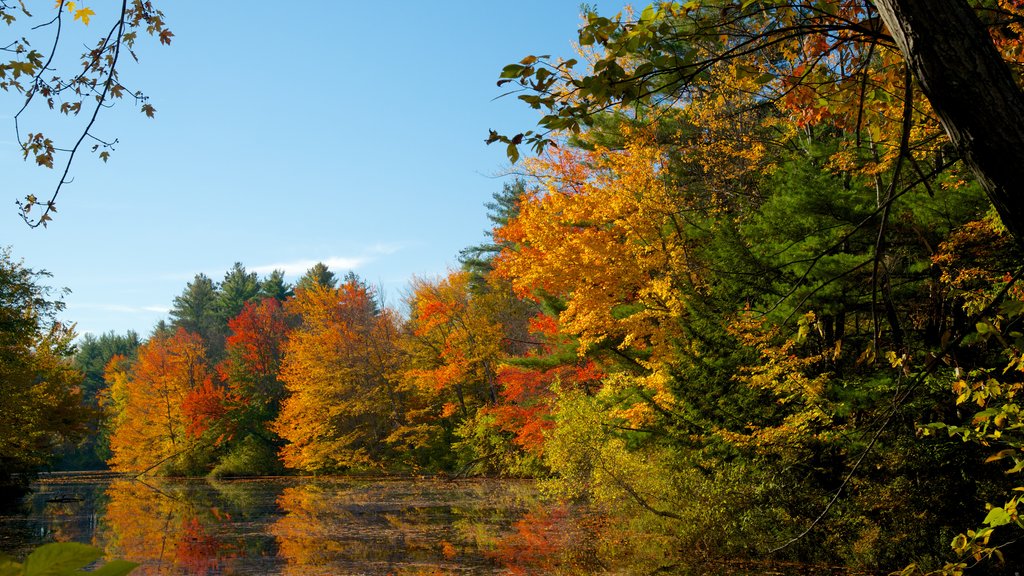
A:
[875, 0, 1024, 245]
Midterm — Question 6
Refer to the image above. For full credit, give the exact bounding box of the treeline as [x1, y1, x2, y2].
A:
[10, 128, 1024, 573]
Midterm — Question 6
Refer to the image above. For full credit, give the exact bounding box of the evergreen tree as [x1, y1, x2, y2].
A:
[150, 319, 173, 339]
[295, 262, 337, 291]
[217, 262, 260, 324]
[459, 180, 525, 283]
[169, 273, 221, 355]
[259, 269, 294, 301]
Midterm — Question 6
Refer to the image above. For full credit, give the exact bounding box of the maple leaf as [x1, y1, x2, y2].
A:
[73, 6, 93, 25]
[159, 29, 174, 45]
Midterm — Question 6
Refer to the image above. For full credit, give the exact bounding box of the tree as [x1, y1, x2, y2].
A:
[493, 0, 1024, 245]
[106, 327, 213, 473]
[874, 0, 1024, 244]
[295, 263, 337, 291]
[56, 330, 141, 469]
[273, 278, 404, 472]
[0, 248, 90, 497]
[213, 296, 291, 475]
[169, 273, 222, 356]
[258, 269, 294, 301]
[6, 1, 172, 227]
[217, 262, 260, 325]
[459, 179, 526, 284]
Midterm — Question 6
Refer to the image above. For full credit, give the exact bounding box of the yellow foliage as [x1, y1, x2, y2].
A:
[496, 128, 702, 370]
[273, 282, 402, 472]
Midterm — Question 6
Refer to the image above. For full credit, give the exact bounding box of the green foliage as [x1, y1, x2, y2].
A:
[295, 263, 337, 291]
[169, 273, 222, 355]
[209, 434, 285, 478]
[258, 269, 293, 301]
[453, 412, 545, 478]
[216, 262, 260, 326]
[0, 543, 136, 576]
[0, 248, 90, 497]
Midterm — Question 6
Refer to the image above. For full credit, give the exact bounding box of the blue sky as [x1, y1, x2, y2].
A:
[3, 1, 622, 337]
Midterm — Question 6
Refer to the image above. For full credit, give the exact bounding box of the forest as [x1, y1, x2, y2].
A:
[6, 0, 1024, 574]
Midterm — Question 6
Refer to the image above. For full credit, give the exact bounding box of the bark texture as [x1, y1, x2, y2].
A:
[875, 0, 1024, 244]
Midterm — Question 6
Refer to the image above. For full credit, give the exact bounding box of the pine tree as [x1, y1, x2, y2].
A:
[217, 262, 260, 325]
[295, 262, 337, 291]
[258, 269, 294, 301]
[169, 274, 222, 356]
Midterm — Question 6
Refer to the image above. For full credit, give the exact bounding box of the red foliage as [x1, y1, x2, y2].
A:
[527, 313, 559, 338]
[174, 516, 224, 575]
[220, 297, 289, 383]
[182, 378, 232, 439]
[487, 506, 574, 575]
[488, 361, 604, 454]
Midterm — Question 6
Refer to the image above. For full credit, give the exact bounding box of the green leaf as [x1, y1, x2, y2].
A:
[24, 543, 102, 575]
[984, 506, 1013, 527]
[85, 560, 139, 576]
[499, 63, 525, 79]
[506, 142, 519, 163]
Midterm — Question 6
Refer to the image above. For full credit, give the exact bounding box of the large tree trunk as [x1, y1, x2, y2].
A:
[874, 0, 1024, 245]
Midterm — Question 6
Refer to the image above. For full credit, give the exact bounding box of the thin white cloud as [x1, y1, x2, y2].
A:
[367, 242, 403, 255]
[70, 303, 170, 314]
[251, 257, 366, 277]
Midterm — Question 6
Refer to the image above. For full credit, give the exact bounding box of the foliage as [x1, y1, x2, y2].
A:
[0, 248, 90, 497]
[295, 262, 338, 291]
[0, 542, 136, 576]
[169, 274, 221, 356]
[106, 327, 215, 474]
[209, 433, 284, 478]
[57, 331, 140, 470]
[273, 277, 404, 472]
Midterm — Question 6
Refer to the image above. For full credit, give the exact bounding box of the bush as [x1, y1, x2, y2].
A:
[209, 435, 285, 478]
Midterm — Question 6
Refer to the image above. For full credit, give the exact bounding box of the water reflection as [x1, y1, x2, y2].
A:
[0, 475, 611, 575]
[270, 478, 540, 575]
[101, 479, 236, 575]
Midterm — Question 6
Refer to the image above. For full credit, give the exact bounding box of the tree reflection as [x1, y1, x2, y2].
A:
[271, 479, 542, 575]
[486, 505, 604, 576]
[100, 479, 233, 575]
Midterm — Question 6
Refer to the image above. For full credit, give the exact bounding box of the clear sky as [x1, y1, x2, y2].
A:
[2, 1, 623, 337]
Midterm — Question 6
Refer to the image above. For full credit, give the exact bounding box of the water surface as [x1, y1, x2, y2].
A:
[0, 473, 602, 575]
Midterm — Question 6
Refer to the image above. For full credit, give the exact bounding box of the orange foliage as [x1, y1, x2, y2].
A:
[273, 281, 403, 472]
[181, 378, 233, 440]
[487, 361, 603, 455]
[403, 272, 505, 414]
[495, 130, 700, 384]
[107, 327, 215, 472]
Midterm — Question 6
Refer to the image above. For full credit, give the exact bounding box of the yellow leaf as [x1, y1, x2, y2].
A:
[64, 1, 74, 12]
[73, 6, 93, 25]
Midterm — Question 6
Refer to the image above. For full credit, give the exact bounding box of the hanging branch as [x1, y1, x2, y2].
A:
[9, 0, 172, 228]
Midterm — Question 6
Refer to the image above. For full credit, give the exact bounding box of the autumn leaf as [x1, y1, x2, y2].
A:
[73, 6, 92, 25]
